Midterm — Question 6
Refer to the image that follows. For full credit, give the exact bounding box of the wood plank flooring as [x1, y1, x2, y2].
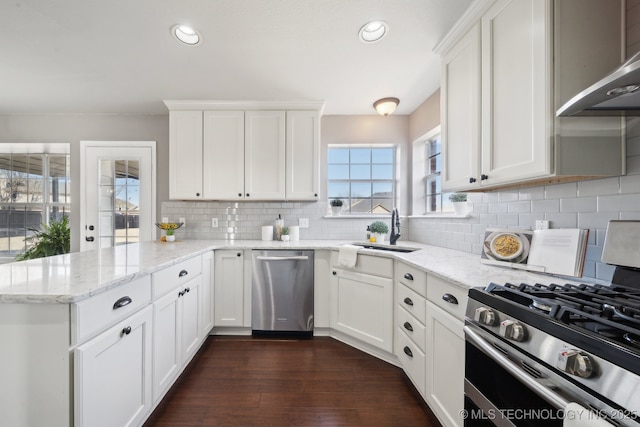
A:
[144, 336, 442, 427]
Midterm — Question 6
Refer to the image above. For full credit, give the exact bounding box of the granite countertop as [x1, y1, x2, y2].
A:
[0, 239, 584, 304]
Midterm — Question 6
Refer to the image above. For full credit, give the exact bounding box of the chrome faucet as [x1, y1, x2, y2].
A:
[390, 208, 401, 245]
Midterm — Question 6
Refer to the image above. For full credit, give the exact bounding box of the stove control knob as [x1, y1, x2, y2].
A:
[557, 349, 595, 378]
[499, 320, 527, 342]
[474, 307, 497, 326]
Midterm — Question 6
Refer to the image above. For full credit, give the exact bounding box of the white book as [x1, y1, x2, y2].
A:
[480, 227, 589, 277]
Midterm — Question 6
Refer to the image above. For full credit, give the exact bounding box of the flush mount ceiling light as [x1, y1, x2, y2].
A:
[359, 21, 388, 43]
[171, 24, 201, 46]
[373, 97, 399, 116]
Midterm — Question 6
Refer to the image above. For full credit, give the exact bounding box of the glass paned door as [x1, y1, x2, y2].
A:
[81, 142, 155, 252]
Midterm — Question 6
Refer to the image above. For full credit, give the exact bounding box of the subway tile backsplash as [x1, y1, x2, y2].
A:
[162, 176, 640, 284]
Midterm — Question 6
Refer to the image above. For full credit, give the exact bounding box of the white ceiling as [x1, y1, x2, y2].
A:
[0, 0, 472, 116]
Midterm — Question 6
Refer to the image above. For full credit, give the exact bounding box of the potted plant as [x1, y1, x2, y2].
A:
[330, 199, 344, 215]
[449, 193, 471, 216]
[369, 220, 389, 243]
[281, 226, 290, 241]
[156, 222, 183, 242]
[16, 216, 70, 261]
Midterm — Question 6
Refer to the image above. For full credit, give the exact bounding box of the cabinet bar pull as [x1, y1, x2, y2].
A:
[179, 269, 188, 277]
[403, 273, 414, 281]
[403, 346, 413, 358]
[113, 296, 132, 310]
[121, 326, 132, 336]
[403, 322, 413, 332]
[403, 297, 413, 306]
[442, 293, 459, 305]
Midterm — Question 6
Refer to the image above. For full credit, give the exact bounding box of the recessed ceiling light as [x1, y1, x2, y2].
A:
[359, 21, 388, 43]
[171, 25, 201, 46]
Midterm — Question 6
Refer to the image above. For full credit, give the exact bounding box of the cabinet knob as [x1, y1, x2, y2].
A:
[196, 192, 200, 197]
[403, 297, 413, 306]
[332, 271, 337, 275]
[481, 174, 489, 181]
[403, 322, 414, 332]
[238, 193, 242, 197]
[185, 287, 190, 293]
[314, 193, 318, 197]
[237, 252, 242, 257]
[121, 326, 132, 336]
[403, 346, 413, 358]
[469, 177, 476, 183]
[246, 193, 250, 197]
[85, 236, 94, 242]
[178, 290, 185, 297]
[442, 293, 459, 305]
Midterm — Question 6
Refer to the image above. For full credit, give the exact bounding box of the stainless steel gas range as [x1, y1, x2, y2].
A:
[464, 221, 640, 427]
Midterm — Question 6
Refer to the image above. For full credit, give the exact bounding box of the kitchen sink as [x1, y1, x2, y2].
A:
[353, 243, 420, 253]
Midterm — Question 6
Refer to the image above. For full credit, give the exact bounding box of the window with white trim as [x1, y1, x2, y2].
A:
[0, 151, 71, 259]
[424, 132, 453, 213]
[327, 146, 396, 214]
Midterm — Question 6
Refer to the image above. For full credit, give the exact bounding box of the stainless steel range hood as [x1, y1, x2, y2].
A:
[557, 51, 640, 117]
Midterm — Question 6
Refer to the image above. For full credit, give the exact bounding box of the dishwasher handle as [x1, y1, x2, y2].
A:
[256, 256, 310, 261]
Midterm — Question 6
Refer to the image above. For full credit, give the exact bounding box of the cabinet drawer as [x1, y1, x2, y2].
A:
[396, 283, 426, 324]
[72, 275, 152, 345]
[152, 255, 202, 299]
[426, 275, 468, 320]
[395, 328, 426, 396]
[396, 262, 427, 297]
[396, 305, 426, 352]
[331, 251, 393, 278]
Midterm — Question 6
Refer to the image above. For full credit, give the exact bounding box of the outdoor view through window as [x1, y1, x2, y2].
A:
[0, 153, 71, 260]
[327, 146, 396, 214]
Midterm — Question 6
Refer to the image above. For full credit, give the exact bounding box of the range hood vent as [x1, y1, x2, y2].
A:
[557, 51, 640, 117]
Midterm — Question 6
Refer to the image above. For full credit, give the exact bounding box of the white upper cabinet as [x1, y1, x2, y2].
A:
[203, 111, 245, 200]
[169, 110, 204, 199]
[286, 110, 320, 200]
[244, 110, 286, 200]
[436, 0, 624, 191]
[165, 101, 324, 201]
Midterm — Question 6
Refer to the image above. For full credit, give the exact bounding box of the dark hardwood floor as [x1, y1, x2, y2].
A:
[144, 336, 442, 427]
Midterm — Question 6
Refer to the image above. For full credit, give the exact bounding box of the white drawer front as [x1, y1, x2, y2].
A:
[152, 255, 202, 299]
[396, 283, 426, 323]
[396, 262, 427, 297]
[396, 305, 426, 352]
[72, 275, 151, 345]
[426, 275, 468, 320]
[395, 328, 426, 396]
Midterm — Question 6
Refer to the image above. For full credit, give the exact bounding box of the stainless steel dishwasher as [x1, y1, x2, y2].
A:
[251, 249, 314, 336]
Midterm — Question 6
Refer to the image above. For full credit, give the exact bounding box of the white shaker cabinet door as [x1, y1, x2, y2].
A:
[214, 250, 245, 327]
[203, 110, 245, 199]
[74, 306, 153, 427]
[244, 110, 286, 200]
[169, 110, 204, 199]
[152, 288, 181, 403]
[286, 110, 320, 200]
[480, 0, 550, 186]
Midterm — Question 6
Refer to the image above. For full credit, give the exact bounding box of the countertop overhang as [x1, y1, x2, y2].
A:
[0, 240, 584, 304]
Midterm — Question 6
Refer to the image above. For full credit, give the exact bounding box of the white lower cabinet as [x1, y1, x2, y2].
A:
[330, 268, 393, 352]
[200, 251, 215, 339]
[425, 301, 465, 427]
[74, 305, 153, 427]
[214, 250, 247, 327]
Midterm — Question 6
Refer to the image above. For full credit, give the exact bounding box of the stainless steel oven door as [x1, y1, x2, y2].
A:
[464, 323, 625, 427]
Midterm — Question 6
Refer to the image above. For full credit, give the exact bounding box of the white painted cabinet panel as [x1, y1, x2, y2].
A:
[425, 301, 465, 427]
[152, 288, 181, 402]
[286, 110, 320, 200]
[244, 110, 286, 200]
[214, 250, 246, 327]
[330, 268, 393, 352]
[74, 306, 153, 427]
[203, 111, 245, 199]
[200, 251, 215, 339]
[169, 110, 203, 199]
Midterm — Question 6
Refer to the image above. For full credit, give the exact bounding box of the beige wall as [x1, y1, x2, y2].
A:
[408, 89, 440, 142]
[0, 114, 169, 251]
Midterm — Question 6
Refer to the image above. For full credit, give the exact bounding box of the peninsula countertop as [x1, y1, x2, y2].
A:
[0, 239, 584, 304]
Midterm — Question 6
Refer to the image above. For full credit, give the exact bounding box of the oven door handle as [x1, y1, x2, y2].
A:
[464, 325, 570, 409]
